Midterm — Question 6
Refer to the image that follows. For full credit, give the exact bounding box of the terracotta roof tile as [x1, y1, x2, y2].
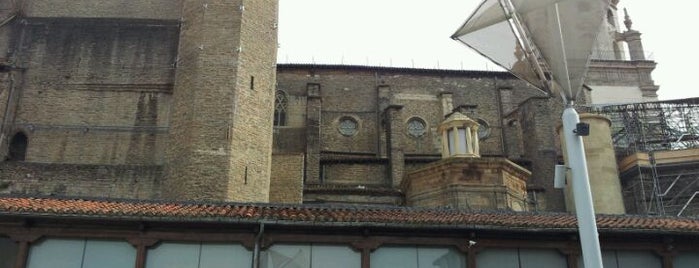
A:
[0, 196, 698, 234]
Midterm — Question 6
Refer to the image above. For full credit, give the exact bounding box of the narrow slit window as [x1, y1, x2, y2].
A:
[8, 132, 28, 161]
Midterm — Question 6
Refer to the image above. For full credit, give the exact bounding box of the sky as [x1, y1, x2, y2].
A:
[278, 0, 698, 101]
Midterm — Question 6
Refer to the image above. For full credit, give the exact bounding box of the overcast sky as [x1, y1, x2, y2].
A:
[278, 1, 697, 101]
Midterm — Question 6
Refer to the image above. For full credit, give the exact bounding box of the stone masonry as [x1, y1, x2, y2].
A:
[0, 0, 670, 216]
[163, 0, 278, 202]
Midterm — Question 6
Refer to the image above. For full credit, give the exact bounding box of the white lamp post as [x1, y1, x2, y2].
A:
[452, 0, 610, 267]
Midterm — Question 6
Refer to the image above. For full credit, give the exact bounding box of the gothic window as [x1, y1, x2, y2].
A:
[607, 9, 616, 27]
[274, 90, 288, 127]
[407, 117, 427, 138]
[8, 132, 27, 161]
[338, 117, 358, 137]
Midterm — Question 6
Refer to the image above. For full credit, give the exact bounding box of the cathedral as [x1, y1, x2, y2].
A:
[0, 1, 697, 268]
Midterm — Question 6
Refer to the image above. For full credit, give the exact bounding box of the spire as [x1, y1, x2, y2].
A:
[623, 8, 633, 31]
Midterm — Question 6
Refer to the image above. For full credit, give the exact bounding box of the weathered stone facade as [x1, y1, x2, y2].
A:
[0, 0, 674, 215]
[269, 153, 304, 203]
[560, 114, 625, 215]
[273, 65, 557, 206]
[163, 0, 278, 202]
[402, 157, 530, 211]
[0, 0, 277, 202]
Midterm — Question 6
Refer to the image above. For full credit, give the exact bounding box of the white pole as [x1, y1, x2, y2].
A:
[562, 107, 604, 268]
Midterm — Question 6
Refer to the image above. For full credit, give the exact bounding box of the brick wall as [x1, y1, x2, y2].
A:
[226, 0, 278, 202]
[23, 0, 182, 20]
[322, 163, 388, 185]
[275, 65, 550, 205]
[0, 162, 161, 199]
[163, 0, 278, 202]
[276, 66, 540, 159]
[269, 153, 303, 204]
[6, 19, 177, 166]
[519, 97, 565, 211]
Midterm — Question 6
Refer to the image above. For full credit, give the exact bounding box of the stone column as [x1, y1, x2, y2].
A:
[385, 104, 405, 188]
[305, 83, 322, 184]
[465, 127, 473, 155]
[472, 127, 480, 155]
[441, 129, 450, 158]
[560, 113, 625, 214]
[622, 9, 646, 61]
[624, 30, 645, 61]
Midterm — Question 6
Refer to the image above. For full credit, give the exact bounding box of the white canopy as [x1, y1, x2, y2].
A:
[452, 0, 610, 103]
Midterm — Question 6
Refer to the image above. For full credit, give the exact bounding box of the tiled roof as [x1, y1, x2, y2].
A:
[1, 196, 698, 234]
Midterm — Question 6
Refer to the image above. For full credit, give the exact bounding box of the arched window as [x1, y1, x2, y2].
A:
[8, 132, 28, 161]
[607, 9, 616, 27]
[274, 90, 288, 127]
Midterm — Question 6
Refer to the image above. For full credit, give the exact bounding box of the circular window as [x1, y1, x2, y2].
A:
[407, 117, 427, 138]
[338, 117, 359, 136]
[477, 119, 491, 140]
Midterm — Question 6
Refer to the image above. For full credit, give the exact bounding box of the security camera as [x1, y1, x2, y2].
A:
[468, 240, 477, 247]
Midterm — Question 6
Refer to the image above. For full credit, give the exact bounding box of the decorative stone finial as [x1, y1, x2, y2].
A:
[623, 8, 633, 31]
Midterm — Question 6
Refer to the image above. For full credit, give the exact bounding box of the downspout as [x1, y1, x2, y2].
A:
[252, 222, 265, 268]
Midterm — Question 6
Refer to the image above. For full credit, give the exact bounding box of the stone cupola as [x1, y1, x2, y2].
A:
[438, 112, 480, 158]
[402, 111, 531, 211]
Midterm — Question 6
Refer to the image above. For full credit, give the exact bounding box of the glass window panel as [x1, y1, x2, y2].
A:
[27, 239, 85, 268]
[616, 251, 661, 268]
[602, 251, 620, 268]
[578, 250, 662, 268]
[519, 249, 567, 268]
[200, 244, 252, 268]
[83, 240, 136, 268]
[311, 245, 360, 268]
[0, 237, 18, 268]
[675, 252, 699, 268]
[457, 129, 468, 154]
[146, 242, 200, 268]
[371, 247, 418, 268]
[338, 118, 358, 136]
[417, 247, 465, 268]
[476, 248, 519, 268]
[578, 251, 618, 268]
[262, 244, 311, 268]
[448, 129, 456, 155]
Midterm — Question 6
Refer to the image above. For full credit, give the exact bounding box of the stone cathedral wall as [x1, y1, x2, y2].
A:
[0, 1, 181, 198]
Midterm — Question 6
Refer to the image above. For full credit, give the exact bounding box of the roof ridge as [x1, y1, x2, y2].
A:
[1, 196, 698, 234]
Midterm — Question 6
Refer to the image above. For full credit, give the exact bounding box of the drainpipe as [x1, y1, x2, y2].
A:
[252, 222, 265, 268]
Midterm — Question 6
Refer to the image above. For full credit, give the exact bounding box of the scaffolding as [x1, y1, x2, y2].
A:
[590, 98, 699, 216]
